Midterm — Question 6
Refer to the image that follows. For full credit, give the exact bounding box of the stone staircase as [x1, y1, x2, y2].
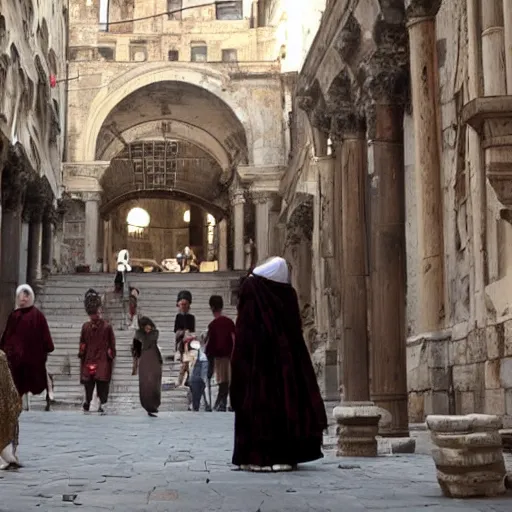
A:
[29, 272, 241, 413]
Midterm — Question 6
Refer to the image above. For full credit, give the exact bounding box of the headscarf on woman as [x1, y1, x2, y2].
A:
[0, 350, 22, 469]
[231, 257, 327, 471]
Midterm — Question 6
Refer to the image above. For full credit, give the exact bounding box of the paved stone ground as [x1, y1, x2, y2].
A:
[1, 412, 511, 512]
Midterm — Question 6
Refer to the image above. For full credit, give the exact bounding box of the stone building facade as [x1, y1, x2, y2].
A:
[0, 0, 67, 327]
[278, 0, 512, 427]
[62, 0, 308, 273]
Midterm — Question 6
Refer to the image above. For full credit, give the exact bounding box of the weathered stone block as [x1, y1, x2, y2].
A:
[459, 391, 475, 415]
[500, 357, 512, 388]
[504, 319, 512, 357]
[452, 363, 483, 391]
[407, 362, 430, 391]
[485, 359, 501, 390]
[484, 389, 506, 416]
[449, 338, 467, 366]
[428, 340, 449, 368]
[408, 392, 425, 423]
[466, 329, 487, 363]
[424, 391, 449, 416]
[431, 368, 450, 391]
[486, 325, 502, 360]
[426, 414, 507, 498]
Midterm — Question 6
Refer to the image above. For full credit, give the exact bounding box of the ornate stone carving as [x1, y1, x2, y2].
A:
[230, 190, 246, 206]
[405, 0, 442, 20]
[23, 175, 54, 222]
[296, 94, 314, 114]
[1, 146, 31, 212]
[81, 191, 101, 203]
[251, 191, 272, 205]
[285, 196, 314, 245]
[297, 80, 331, 134]
[334, 13, 361, 62]
[326, 70, 366, 140]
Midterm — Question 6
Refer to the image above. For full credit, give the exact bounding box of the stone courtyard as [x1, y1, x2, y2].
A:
[1, 412, 511, 512]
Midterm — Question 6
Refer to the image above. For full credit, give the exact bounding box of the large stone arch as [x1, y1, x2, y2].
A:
[80, 63, 254, 164]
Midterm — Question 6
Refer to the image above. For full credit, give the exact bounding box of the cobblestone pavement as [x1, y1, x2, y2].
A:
[1, 412, 511, 512]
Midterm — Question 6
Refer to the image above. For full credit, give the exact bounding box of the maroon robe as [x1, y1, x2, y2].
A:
[79, 319, 116, 383]
[231, 275, 328, 467]
[0, 306, 54, 396]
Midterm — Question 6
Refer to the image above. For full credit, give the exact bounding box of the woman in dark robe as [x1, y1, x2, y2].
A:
[231, 257, 328, 472]
[0, 284, 54, 398]
[132, 317, 162, 417]
[79, 292, 116, 414]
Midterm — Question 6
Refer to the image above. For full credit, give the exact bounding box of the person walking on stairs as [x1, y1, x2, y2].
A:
[131, 317, 162, 417]
[205, 295, 235, 412]
[79, 291, 116, 414]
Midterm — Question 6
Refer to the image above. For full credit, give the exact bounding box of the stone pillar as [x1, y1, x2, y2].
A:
[406, 1, 445, 332]
[0, 155, 28, 329]
[366, 74, 409, 438]
[27, 220, 43, 285]
[18, 222, 29, 286]
[340, 124, 371, 403]
[231, 191, 245, 270]
[482, 0, 506, 95]
[103, 218, 112, 272]
[218, 219, 228, 271]
[42, 217, 54, 269]
[84, 193, 100, 271]
[253, 192, 271, 263]
[503, 0, 512, 92]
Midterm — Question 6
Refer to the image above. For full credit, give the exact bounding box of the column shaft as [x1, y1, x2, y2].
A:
[218, 219, 228, 271]
[103, 219, 112, 272]
[42, 220, 54, 268]
[341, 133, 370, 402]
[408, 16, 445, 332]
[503, 0, 512, 92]
[0, 207, 22, 329]
[27, 220, 43, 285]
[482, 0, 506, 95]
[85, 199, 99, 270]
[232, 195, 245, 270]
[368, 103, 409, 437]
[255, 196, 270, 262]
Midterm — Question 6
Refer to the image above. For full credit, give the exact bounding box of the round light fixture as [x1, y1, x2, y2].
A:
[127, 207, 150, 228]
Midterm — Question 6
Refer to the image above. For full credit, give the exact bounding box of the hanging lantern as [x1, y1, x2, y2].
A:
[50, 75, 57, 88]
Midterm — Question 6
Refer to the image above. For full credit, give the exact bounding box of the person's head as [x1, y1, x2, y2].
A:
[84, 289, 102, 317]
[252, 257, 291, 284]
[16, 284, 35, 309]
[209, 295, 223, 316]
[178, 298, 190, 313]
[139, 316, 156, 334]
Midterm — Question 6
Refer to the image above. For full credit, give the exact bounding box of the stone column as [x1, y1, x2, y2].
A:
[366, 71, 410, 438]
[18, 222, 29, 286]
[0, 155, 28, 329]
[84, 192, 100, 271]
[103, 217, 112, 272]
[503, 0, 512, 92]
[253, 192, 271, 263]
[42, 216, 54, 269]
[27, 220, 43, 285]
[406, 1, 445, 332]
[218, 219, 228, 271]
[231, 191, 245, 270]
[340, 123, 371, 403]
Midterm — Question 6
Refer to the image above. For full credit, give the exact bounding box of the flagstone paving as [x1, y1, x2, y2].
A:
[1, 412, 511, 511]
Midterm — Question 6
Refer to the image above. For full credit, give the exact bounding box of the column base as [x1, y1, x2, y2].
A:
[427, 414, 507, 498]
[333, 402, 382, 457]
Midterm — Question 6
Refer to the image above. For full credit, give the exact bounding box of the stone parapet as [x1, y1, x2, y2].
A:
[426, 414, 507, 498]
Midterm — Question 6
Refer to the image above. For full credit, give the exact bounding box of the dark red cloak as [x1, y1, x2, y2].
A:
[231, 275, 328, 467]
[0, 306, 54, 396]
[78, 319, 116, 383]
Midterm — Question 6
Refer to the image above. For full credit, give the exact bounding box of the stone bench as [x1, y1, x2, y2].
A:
[426, 414, 507, 498]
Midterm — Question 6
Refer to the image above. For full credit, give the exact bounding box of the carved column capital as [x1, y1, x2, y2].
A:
[23, 175, 54, 223]
[2, 147, 31, 212]
[82, 191, 102, 203]
[297, 80, 331, 134]
[230, 190, 246, 207]
[251, 191, 273, 205]
[334, 13, 362, 62]
[405, 0, 442, 21]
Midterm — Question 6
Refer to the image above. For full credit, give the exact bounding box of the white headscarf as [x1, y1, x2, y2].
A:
[15, 284, 35, 309]
[117, 249, 132, 272]
[253, 257, 290, 284]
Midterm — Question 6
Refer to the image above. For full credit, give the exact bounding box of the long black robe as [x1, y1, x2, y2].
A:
[133, 329, 162, 414]
[231, 275, 328, 467]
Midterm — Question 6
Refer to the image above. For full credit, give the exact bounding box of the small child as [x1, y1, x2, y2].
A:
[187, 339, 209, 411]
[174, 290, 195, 362]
